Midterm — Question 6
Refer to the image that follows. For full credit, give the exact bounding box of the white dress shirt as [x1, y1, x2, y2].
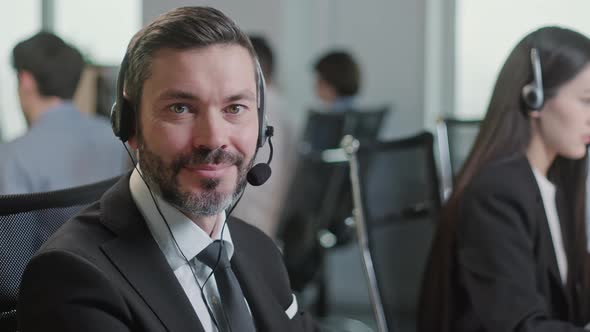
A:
[532, 168, 568, 284]
[129, 168, 249, 332]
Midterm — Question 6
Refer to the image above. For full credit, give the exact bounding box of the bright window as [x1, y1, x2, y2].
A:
[0, 1, 41, 140]
[455, 0, 590, 118]
[54, 0, 141, 65]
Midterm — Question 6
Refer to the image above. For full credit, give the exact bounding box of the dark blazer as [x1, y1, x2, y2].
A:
[17, 174, 317, 332]
[419, 154, 588, 332]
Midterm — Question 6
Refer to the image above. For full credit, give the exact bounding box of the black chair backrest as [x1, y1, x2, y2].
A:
[301, 106, 390, 153]
[355, 132, 440, 332]
[279, 106, 390, 292]
[0, 177, 118, 332]
[278, 155, 352, 291]
[444, 118, 481, 177]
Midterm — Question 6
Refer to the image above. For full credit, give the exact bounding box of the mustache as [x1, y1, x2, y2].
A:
[170, 148, 243, 174]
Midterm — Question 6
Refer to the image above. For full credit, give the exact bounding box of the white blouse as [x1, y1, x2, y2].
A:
[532, 168, 568, 284]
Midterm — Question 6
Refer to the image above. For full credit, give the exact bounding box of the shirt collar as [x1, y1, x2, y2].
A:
[331, 96, 357, 112]
[32, 101, 79, 128]
[129, 167, 234, 271]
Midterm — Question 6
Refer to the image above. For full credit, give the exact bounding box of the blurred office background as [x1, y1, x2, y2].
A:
[2, 1, 590, 331]
[3, 1, 590, 140]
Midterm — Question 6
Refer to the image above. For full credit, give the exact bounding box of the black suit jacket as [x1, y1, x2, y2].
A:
[419, 154, 588, 332]
[17, 175, 317, 332]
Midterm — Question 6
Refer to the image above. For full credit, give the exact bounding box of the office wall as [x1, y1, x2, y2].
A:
[143, 0, 282, 47]
[327, 0, 427, 138]
[142, 0, 437, 138]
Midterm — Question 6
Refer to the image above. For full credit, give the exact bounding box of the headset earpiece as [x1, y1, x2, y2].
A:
[111, 52, 135, 142]
[522, 47, 544, 111]
[111, 98, 134, 142]
[246, 58, 275, 186]
[255, 59, 269, 148]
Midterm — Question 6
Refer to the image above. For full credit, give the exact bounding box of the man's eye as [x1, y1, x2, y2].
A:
[170, 104, 189, 114]
[227, 105, 244, 114]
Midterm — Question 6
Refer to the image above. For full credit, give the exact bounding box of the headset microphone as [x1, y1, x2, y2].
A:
[247, 126, 274, 186]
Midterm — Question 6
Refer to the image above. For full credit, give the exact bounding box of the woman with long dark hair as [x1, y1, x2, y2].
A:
[419, 26, 590, 331]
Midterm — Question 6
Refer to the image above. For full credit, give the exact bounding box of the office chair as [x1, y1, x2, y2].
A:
[300, 106, 390, 154]
[278, 106, 391, 316]
[0, 177, 118, 332]
[344, 132, 441, 332]
[436, 117, 481, 200]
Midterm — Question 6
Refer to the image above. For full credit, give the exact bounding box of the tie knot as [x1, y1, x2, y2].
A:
[197, 240, 231, 269]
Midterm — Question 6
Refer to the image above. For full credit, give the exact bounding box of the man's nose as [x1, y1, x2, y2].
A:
[192, 110, 228, 151]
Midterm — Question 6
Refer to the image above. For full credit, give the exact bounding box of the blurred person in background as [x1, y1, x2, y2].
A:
[313, 50, 361, 112]
[419, 26, 590, 332]
[232, 35, 297, 237]
[0, 32, 127, 194]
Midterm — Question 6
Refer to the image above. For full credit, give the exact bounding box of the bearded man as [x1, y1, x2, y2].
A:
[17, 6, 317, 332]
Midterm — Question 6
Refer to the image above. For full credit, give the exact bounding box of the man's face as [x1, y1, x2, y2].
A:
[129, 44, 259, 218]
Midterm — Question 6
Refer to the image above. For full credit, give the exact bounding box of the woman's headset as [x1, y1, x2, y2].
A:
[521, 47, 545, 111]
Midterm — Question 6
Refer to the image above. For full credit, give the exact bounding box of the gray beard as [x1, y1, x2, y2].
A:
[137, 141, 251, 218]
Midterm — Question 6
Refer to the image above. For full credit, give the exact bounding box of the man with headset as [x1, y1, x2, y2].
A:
[18, 7, 316, 332]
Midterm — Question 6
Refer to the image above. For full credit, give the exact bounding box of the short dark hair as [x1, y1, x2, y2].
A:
[249, 35, 274, 81]
[12, 31, 84, 99]
[124, 6, 258, 112]
[314, 50, 361, 97]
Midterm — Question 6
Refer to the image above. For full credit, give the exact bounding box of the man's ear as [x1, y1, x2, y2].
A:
[18, 71, 36, 92]
[127, 134, 138, 149]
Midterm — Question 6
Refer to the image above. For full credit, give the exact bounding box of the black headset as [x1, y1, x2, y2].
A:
[521, 47, 545, 111]
[110, 49, 272, 149]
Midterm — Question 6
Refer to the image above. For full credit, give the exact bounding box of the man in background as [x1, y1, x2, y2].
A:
[313, 50, 361, 112]
[0, 32, 127, 194]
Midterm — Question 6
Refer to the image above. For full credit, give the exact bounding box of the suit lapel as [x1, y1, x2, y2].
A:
[99, 175, 205, 332]
[231, 249, 292, 332]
